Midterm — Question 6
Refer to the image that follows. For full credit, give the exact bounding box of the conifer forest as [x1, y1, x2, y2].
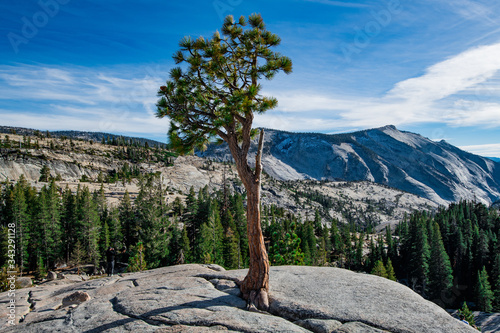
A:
[1, 172, 499, 312]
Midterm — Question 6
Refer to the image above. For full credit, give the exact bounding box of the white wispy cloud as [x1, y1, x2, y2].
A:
[459, 143, 500, 157]
[0, 64, 170, 138]
[264, 42, 500, 131]
[387, 43, 500, 102]
[2, 41, 500, 143]
[446, 0, 497, 23]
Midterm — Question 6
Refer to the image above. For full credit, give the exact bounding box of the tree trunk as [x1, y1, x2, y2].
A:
[228, 129, 270, 311]
[240, 181, 270, 310]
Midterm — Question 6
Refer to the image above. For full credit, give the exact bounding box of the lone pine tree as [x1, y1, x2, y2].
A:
[156, 13, 292, 310]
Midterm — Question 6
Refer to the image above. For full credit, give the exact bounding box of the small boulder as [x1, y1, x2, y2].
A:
[62, 291, 91, 307]
[203, 264, 225, 272]
[16, 277, 32, 289]
[63, 274, 84, 282]
[46, 271, 57, 281]
[57, 272, 65, 279]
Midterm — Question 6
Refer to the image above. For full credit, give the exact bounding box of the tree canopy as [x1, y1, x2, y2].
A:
[156, 13, 292, 155]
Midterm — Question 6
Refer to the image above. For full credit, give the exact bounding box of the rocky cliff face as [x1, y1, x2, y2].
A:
[199, 125, 500, 205]
[0, 264, 484, 333]
[0, 133, 438, 226]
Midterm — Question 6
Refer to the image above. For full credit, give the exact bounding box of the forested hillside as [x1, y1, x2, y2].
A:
[1, 175, 499, 312]
[0, 128, 498, 314]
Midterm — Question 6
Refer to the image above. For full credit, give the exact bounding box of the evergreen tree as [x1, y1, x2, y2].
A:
[5, 178, 30, 275]
[298, 220, 316, 265]
[0, 227, 8, 268]
[198, 222, 214, 264]
[475, 266, 494, 312]
[128, 242, 147, 272]
[119, 190, 136, 248]
[167, 223, 182, 265]
[76, 186, 101, 270]
[268, 218, 304, 266]
[458, 302, 476, 327]
[71, 240, 86, 275]
[207, 201, 224, 266]
[180, 225, 191, 264]
[329, 221, 342, 262]
[428, 222, 453, 306]
[135, 174, 170, 268]
[101, 222, 110, 252]
[231, 193, 249, 266]
[61, 185, 76, 264]
[316, 233, 328, 266]
[366, 237, 378, 272]
[353, 232, 364, 271]
[36, 182, 62, 270]
[385, 226, 397, 262]
[223, 226, 240, 269]
[492, 253, 500, 311]
[403, 213, 430, 295]
[313, 209, 323, 237]
[371, 260, 387, 278]
[34, 255, 47, 280]
[107, 208, 123, 249]
[172, 196, 184, 216]
[39, 165, 51, 182]
[386, 258, 397, 281]
[184, 186, 199, 251]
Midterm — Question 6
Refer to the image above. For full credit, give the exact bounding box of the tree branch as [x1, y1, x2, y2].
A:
[254, 129, 264, 183]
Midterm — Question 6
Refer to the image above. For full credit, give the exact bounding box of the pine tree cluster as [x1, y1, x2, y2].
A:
[393, 201, 500, 310]
[1, 176, 498, 312]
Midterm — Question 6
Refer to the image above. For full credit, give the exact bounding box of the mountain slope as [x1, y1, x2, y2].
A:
[0, 131, 438, 227]
[199, 125, 500, 205]
[0, 126, 168, 149]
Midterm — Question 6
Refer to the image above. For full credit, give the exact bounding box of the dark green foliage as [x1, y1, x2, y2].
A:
[476, 266, 494, 312]
[180, 225, 191, 264]
[2, 170, 498, 317]
[392, 201, 500, 309]
[400, 212, 430, 295]
[371, 260, 387, 278]
[39, 165, 51, 182]
[231, 193, 248, 265]
[127, 242, 147, 272]
[119, 190, 136, 248]
[427, 222, 453, 306]
[265, 209, 304, 266]
[458, 302, 476, 327]
[386, 258, 397, 281]
[75, 186, 101, 269]
[135, 173, 170, 268]
[36, 181, 63, 270]
[492, 253, 500, 311]
[4, 176, 31, 275]
[156, 13, 292, 154]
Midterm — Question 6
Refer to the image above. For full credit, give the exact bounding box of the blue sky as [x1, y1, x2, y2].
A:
[1, 0, 500, 157]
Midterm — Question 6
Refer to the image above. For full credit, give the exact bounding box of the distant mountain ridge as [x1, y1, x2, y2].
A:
[199, 125, 500, 205]
[0, 126, 168, 149]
